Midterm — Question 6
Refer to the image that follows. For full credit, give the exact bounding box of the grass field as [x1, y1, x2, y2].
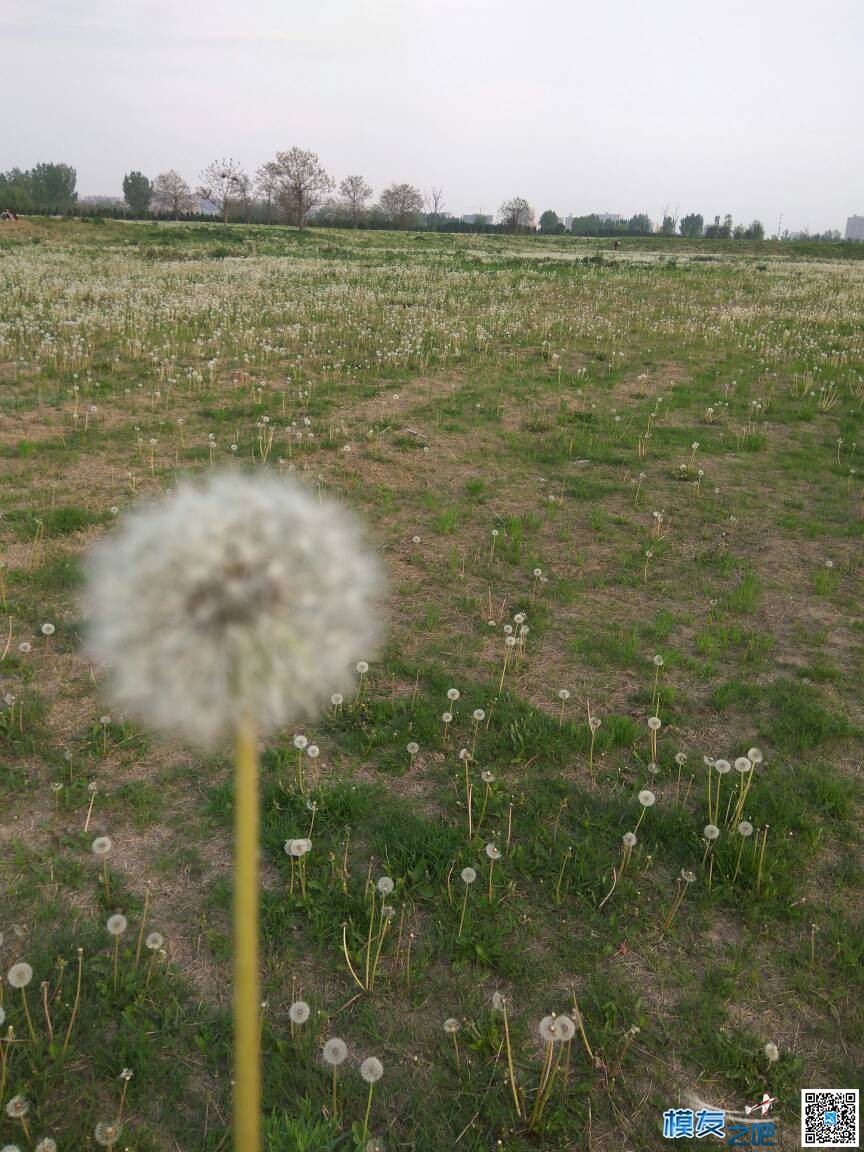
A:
[1, 217, 862, 1152]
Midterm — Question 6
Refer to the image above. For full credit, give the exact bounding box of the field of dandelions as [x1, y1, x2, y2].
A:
[1, 217, 863, 1152]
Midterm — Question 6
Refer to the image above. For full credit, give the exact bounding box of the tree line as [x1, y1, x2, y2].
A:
[0, 157, 845, 242]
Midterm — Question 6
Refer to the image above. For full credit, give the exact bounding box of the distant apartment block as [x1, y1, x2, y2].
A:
[461, 213, 493, 225]
[846, 216, 864, 241]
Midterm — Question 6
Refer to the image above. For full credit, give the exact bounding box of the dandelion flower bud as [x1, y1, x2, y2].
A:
[377, 876, 394, 895]
[323, 1037, 348, 1065]
[289, 1000, 311, 1025]
[5, 1097, 29, 1119]
[460, 867, 476, 884]
[623, 832, 637, 848]
[145, 931, 164, 950]
[737, 821, 754, 837]
[107, 914, 127, 936]
[360, 1056, 384, 1083]
[443, 1018, 461, 1034]
[84, 474, 382, 748]
[703, 824, 720, 841]
[7, 962, 33, 988]
[638, 790, 655, 807]
[472, 709, 485, 722]
[764, 1041, 779, 1063]
[485, 843, 501, 860]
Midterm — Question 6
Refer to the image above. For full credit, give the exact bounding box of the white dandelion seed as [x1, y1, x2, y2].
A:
[41, 623, 55, 636]
[356, 661, 369, 674]
[764, 1041, 779, 1063]
[675, 752, 687, 765]
[360, 1056, 384, 1083]
[83, 474, 382, 748]
[734, 757, 751, 773]
[107, 914, 127, 936]
[377, 876, 395, 895]
[145, 931, 164, 950]
[623, 831, 637, 848]
[293, 734, 308, 750]
[747, 747, 763, 764]
[680, 869, 696, 884]
[638, 790, 656, 807]
[4, 1097, 29, 1119]
[323, 1037, 348, 1065]
[92, 836, 112, 856]
[442, 712, 453, 724]
[447, 688, 460, 702]
[704, 824, 720, 841]
[7, 962, 33, 988]
[35, 1139, 58, 1152]
[558, 689, 570, 701]
[17, 642, 31, 654]
[714, 759, 731, 775]
[443, 1017, 461, 1034]
[485, 843, 501, 860]
[647, 716, 661, 731]
[330, 693, 343, 706]
[481, 770, 494, 784]
[460, 867, 477, 884]
[737, 821, 754, 837]
[472, 709, 485, 722]
[306, 744, 319, 760]
[289, 1000, 311, 1025]
[94, 1121, 123, 1147]
[406, 742, 419, 755]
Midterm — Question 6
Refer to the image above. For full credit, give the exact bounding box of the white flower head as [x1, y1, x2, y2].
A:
[638, 789, 656, 807]
[107, 913, 127, 936]
[714, 759, 731, 775]
[84, 474, 382, 748]
[764, 1041, 779, 1063]
[472, 709, 485, 722]
[704, 824, 720, 841]
[377, 876, 394, 895]
[92, 836, 112, 856]
[323, 1037, 348, 1065]
[7, 962, 33, 988]
[289, 1000, 311, 1025]
[622, 831, 637, 848]
[360, 1056, 384, 1083]
[460, 867, 477, 884]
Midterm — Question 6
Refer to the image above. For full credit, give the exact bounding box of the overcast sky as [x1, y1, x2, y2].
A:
[2, 0, 862, 233]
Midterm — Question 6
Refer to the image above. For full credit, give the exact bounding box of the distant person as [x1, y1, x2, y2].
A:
[613, 239, 620, 251]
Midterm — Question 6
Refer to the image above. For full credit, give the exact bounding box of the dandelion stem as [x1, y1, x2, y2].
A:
[60, 948, 83, 1061]
[362, 1082, 375, 1141]
[501, 1002, 522, 1118]
[21, 985, 37, 1044]
[234, 714, 261, 1152]
[341, 924, 365, 991]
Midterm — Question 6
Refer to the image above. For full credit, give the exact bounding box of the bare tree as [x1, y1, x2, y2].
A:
[152, 170, 194, 219]
[270, 148, 334, 230]
[255, 162, 280, 224]
[425, 186, 445, 223]
[379, 182, 425, 230]
[339, 174, 372, 226]
[498, 197, 535, 233]
[198, 158, 249, 224]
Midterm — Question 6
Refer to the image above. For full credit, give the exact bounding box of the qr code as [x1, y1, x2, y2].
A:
[802, 1089, 859, 1147]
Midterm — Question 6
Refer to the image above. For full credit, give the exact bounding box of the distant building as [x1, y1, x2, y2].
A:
[846, 216, 864, 241]
[461, 213, 493, 225]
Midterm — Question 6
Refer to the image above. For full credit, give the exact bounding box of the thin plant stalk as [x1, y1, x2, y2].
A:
[234, 715, 261, 1152]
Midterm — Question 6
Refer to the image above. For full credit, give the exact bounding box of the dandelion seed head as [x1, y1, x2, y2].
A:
[356, 661, 369, 674]
[35, 1139, 58, 1152]
[447, 688, 460, 701]
[485, 843, 501, 860]
[491, 991, 506, 1011]
[145, 931, 164, 950]
[675, 752, 687, 765]
[92, 836, 112, 856]
[377, 876, 394, 895]
[589, 716, 601, 731]
[4, 1097, 29, 1119]
[714, 759, 731, 775]
[442, 712, 452, 723]
[747, 747, 763, 764]
[330, 693, 343, 706]
[306, 744, 319, 759]
[7, 962, 33, 988]
[84, 475, 382, 748]
[360, 1056, 384, 1083]
[653, 655, 664, 667]
[680, 869, 696, 884]
[505, 635, 516, 647]
[558, 689, 570, 701]
[647, 716, 661, 731]
[406, 742, 419, 755]
[289, 1000, 311, 1024]
[638, 789, 656, 807]
[764, 1041, 779, 1063]
[107, 914, 127, 936]
[293, 734, 308, 750]
[472, 709, 485, 722]
[623, 831, 638, 848]
[539, 1015, 569, 1043]
[41, 623, 55, 636]
[323, 1037, 348, 1065]
[704, 824, 720, 841]
[443, 1017, 461, 1034]
[734, 757, 752, 773]
[481, 770, 494, 784]
[460, 867, 477, 884]
[119, 1068, 134, 1081]
[17, 642, 31, 654]
[556, 1015, 576, 1042]
[737, 821, 754, 837]
[94, 1121, 123, 1146]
